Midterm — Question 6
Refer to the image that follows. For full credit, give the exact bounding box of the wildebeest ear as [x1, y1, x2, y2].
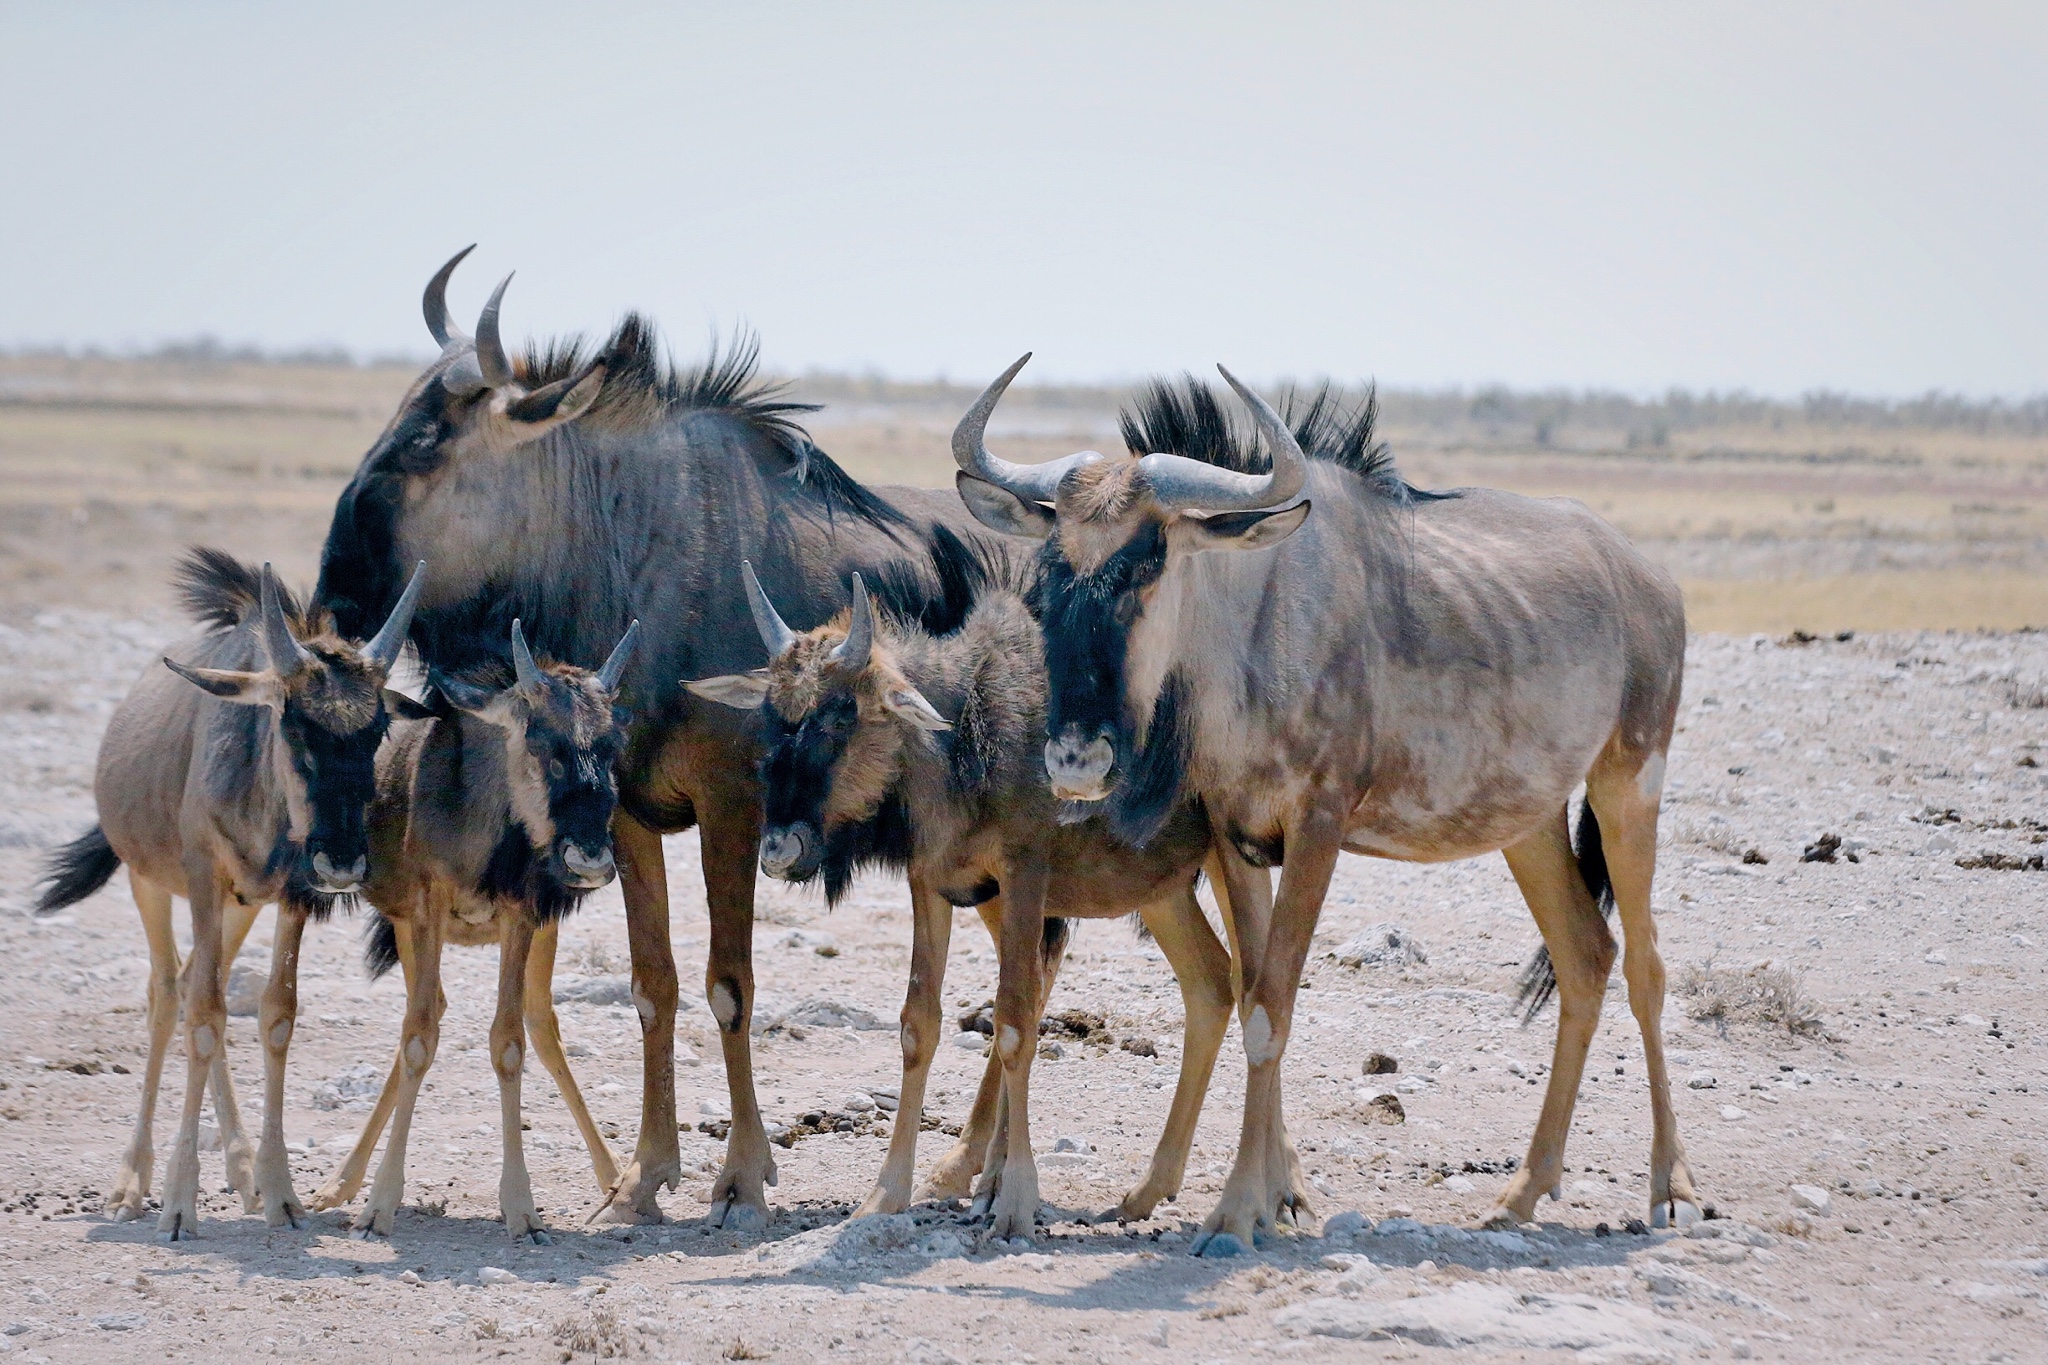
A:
[503, 362, 606, 428]
[956, 472, 1054, 540]
[429, 671, 503, 716]
[163, 657, 281, 707]
[885, 686, 952, 732]
[1172, 500, 1311, 554]
[685, 670, 772, 710]
[383, 688, 437, 722]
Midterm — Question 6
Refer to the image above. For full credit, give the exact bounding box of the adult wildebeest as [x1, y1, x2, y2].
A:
[311, 620, 639, 1240]
[314, 249, 984, 1227]
[688, 550, 1239, 1237]
[953, 358, 1698, 1254]
[34, 549, 423, 1238]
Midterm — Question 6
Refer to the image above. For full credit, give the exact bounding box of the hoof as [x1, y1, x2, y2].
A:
[711, 1199, 769, 1233]
[525, 1229, 554, 1246]
[1476, 1205, 1520, 1231]
[107, 1202, 145, 1224]
[1652, 1198, 1703, 1230]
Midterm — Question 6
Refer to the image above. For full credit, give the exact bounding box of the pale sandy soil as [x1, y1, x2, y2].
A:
[0, 611, 2043, 1363]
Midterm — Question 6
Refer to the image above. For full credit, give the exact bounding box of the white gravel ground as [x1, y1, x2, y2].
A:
[0, 615, 2043, 1363]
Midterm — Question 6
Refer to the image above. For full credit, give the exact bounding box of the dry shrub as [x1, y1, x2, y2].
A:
[553, 1301, 629, 1359]
[1673, 962, 1824, 1037]
[723, 1338, 769, 1361]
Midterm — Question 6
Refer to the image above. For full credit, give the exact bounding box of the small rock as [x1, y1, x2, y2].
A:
[1365, 1093, 1406, 1125]
[1506, 1059, 1528, 1078]
[1363, 1051, 1399, 1075]
[1719, 1105, 1746, 1121]
[1789, 1184, 1832, 1215]
[92, 1313, 146, 1331]
[1687, 1071, 1717, 1090]
[1374, 1217, 1425, 1237]
[871, 1090, 900, 1113]
[552, 975, 635, 1007]
[1443, 1176, 1475, 1195]
[1145, 1317, 1169, 1347]
[1331, 923, 1427, 969]
[310, 1063, 384, 1112]
[949, 1031, 987, 1052]
[1923, 950, 1948, 965]
[1052, 1135, 1092, 1154]
[1323, 1210, 1369, 1239]
[224, 954, 271, 1018]
[844, 1092, 876, 1114]
[477, 1267, 517, 1285]
[397, 1270, 422, 1286]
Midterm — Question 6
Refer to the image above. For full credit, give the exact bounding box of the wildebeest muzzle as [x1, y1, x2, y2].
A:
[758, 823, 820, 881]
[1044, 723, 1116, 802]
[559, 841, 616, 889]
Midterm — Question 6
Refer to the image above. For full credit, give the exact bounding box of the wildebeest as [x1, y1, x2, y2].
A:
[688, 549, 1240, 1236]
[313, 250, 986, 1226]
[954, 358, 1697, 1254]
[35, 549, 423, 1238]
[309, 620, 639, 1240]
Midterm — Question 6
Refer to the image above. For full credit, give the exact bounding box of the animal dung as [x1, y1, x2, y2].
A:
[1364, 1051, 1399, 1075]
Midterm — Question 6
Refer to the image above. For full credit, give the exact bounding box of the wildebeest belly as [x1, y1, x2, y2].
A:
[1340, 671, 1618, 862]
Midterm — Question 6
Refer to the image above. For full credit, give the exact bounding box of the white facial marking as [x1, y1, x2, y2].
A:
[268, 1021, 291, 1051]
[405, 1036, 428, 1071]
[1636, 753, 1667, 802]
[500, 1043, 522, 1075]
[709, 981, 740, 1030]
[998, 1024, 1024, 1060]
[633, 984, 656, 1030]
[1242, 1005, 1278, 1066]
[192, 1024, 218, 1060]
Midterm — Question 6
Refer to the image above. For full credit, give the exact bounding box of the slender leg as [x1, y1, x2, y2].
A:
[1192, 806, 1343, 1257]
[980, 858, 1051, 1242]
[313, 917, 416, 1210]
[598, 811, 680, 1224]
[355, 897, 444, 1237]
[493, 912, 548, 1242]
[1114, 884, 1234, 1220]
[108, 876, 179, 1221]
[254, 905, 310, 1227]
[856, 873, 954, 1217]
[1589, 759, 1701, 1228]
[523, 920, 620, 1193]
[1483, 807, 1618, 1227]
[698, 796, 776, 1231]
[1204, 845, 1305, 1222]
[207, 898, 263, 1211]
[159, 859, 227, 1241]
[922, 897, 1065, 1201]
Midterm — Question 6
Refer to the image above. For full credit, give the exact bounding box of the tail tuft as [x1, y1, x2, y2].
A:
[34, 825, 121, 915]
[363, 913, 401, 980]
[1514, 799, 1617, 1024]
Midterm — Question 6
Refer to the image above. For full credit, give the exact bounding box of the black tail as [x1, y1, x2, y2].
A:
[364, 913, 401, 980]
[1515, 799, 1617, 1023]
[34, 825, 121, 915]
[1042, 916, 1071, 972]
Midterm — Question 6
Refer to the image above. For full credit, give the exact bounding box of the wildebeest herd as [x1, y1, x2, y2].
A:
[36, 248, 1695, 1257]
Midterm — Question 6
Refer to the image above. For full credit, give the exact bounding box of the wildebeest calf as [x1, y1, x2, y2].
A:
[689, 546, 1240, 1237]
[312, 620, 639, 1241]
[35, 549, 423, 1238]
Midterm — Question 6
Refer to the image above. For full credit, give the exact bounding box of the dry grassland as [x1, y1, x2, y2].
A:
[2, 355, 2042, 630]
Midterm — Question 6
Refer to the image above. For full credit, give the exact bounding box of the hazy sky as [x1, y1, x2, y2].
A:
[3, 2, 2043, 394]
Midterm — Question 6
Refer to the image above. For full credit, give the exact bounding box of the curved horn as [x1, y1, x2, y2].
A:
[740, 560, 796, 658]
[360, 560, 425, 670]
[951, 353, 1099, 502]
[475, 273, 516, 388]
[596, 619, 641, 693]
[829, 572, 874, 672]
[258, 564, 313, 678]
[422, 245, 476, 349]
[511, 619, 543, 692]
[1135, 365, 1309, 512]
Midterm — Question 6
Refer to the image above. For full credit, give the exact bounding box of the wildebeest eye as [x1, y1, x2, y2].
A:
[549, 758, 566, 781]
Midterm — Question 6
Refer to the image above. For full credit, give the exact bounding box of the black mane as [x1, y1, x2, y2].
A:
[174, 546, 310, 631]
[523, 315, 905, 532]
[1119, 374, 1449, 501]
